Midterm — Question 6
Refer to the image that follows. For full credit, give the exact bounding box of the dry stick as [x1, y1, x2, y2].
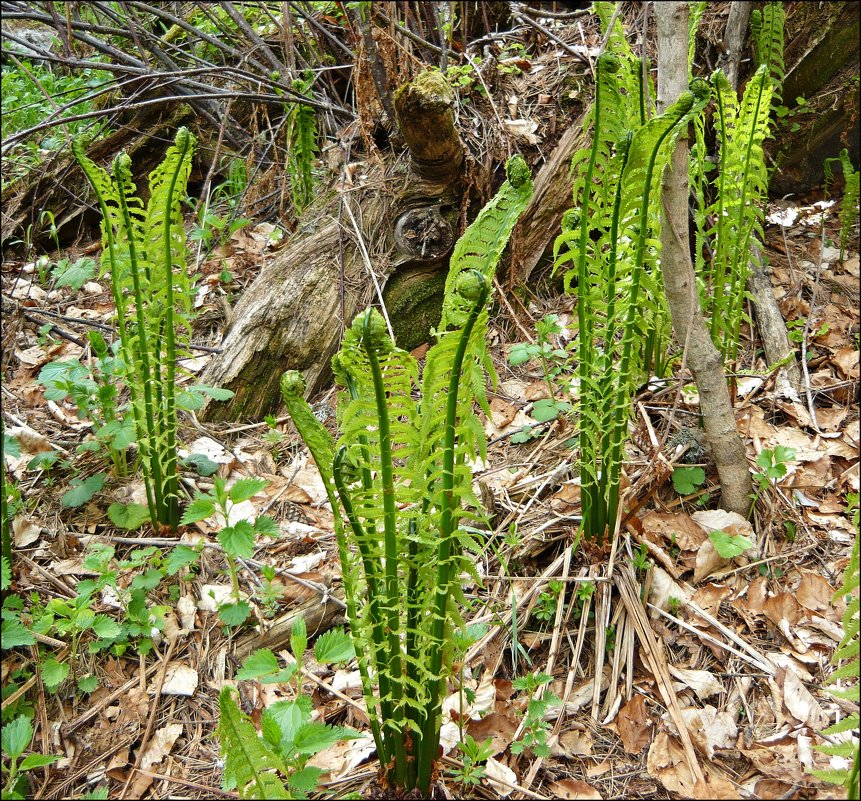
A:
[615, 566, 705, 785]
[341, 197, 394, 342]
[492, 275, 537, 344]
[510, 7, 592, 61]
[799, 225, 827, 434]
[120, 635, 179, 799]
[517, 545, 573, 794]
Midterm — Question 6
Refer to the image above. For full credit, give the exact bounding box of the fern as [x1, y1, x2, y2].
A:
[812, 494, 860, 798]
[751, 2, 785, 111]
[73, 128, 202, 529]
[704, 66, 773, 362]
[286, 72, 317, 215]
[218, 687, 290, 800]
[825, 149, 860, 261]
[280, 158, 532, 795]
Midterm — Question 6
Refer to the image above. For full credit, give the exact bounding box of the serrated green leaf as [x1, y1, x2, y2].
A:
[182, 453, 219, 477]
[130, 568, 163, 592]
[290, 617, 307, 663]
[218, 601, 251, 626]
[19, 753, 60, 771]
[4, 432, 21, 458]
[53, 256, 97, 290]
[41, 658, 70, 691]
[1, 715, 33, 760]
[254, 515, 279, 536]
[164, 545, 200, 575]
[91, 615, 121, 639]
[189, 385, 235, 401]
[107, 502, 151, 531]
[77, 674, 99, 693]
[288, 765, 325, 795]
[179, 496, 216, 525]
[264, 698, 312, 752]
[709, 530, 755, 559]
[228, 478, 268, 504]
[236, 648, 279, 680]
[293, 722, 359, 756]
[219, 520, 256, 559]
[313, 629, 355, 664]
[61, 473, 105, 508]
[1, 556, 12, 592]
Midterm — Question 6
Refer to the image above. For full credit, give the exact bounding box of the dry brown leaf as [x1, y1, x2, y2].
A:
[547, 779, 603, 799]
[306, 733, 375, 779]
[779, 669, 827, 729]
[668, 666, 723, 701]
[832, 347, 860, 379]
[742, 742, 808, 783]
[484, 756, 517, 797]
[677, 705, 737, 760]
[795, 570, 835, 613]
[549, 727, 594, 758]
[617, 694, 652, 754]
[466, 712, 518, 754]
[691, 584, 732, 616]
[641, 511, 707, 550]
[160, 663, 198, 697]
[647, 732, 740, 799]
[13, 517, 41, 547]
[489, 397, 518, 429]
[692, 539, 730, 583]
[140, 723, 183, 770]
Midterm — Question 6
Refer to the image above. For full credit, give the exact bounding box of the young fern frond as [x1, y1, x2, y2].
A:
[280, 158, 531, 795]
[812, 496, 860, 798]
[218, 687, 290, 800]
[824, 149, 860, 261]
[287, 72, 318, 215]
[751, 2, 785, 109]
[73, 128, 199, 530]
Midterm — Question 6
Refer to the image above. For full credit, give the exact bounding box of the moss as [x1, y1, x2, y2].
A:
[384, 266, 448, 352]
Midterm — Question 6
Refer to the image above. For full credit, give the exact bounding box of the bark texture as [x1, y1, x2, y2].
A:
[656, 1, 752, 517]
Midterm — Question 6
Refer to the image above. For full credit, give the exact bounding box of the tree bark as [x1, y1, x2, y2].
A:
[656, 1, 752, 517]
[717, 1, 752, 89]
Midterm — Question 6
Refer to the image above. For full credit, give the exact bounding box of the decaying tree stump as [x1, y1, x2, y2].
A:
[197, 65, 592, 423]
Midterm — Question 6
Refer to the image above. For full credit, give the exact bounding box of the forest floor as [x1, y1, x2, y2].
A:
[2, 182, 858, 800]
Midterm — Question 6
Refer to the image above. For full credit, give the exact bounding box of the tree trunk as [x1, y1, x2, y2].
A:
[656, 1, 752, 517]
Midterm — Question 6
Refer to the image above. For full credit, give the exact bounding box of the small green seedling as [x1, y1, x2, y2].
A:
[671, 466, 706, 496]
[1, 716, 59, 799]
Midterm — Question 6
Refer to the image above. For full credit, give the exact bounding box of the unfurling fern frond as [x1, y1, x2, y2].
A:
[279, 160, 532, 796]
[218, 687, 290, 800]
[824, 149, 860, 261]
[812, 494, 860, 798]
[751, 2, 785, 108]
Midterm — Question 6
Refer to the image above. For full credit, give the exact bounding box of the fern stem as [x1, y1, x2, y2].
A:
[160, 129, 192, 530]
[416, 272, 489, 793]
[360, 314, 407, 790]
[710, 74, 731, 341]
[113, 156, 164, 524]
[73, 146, 158, 526]
[604, 104, 692, 544]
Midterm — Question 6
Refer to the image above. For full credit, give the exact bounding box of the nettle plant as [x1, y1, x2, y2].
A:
[73, 128, 233, 530]
[279, 156, 532, 795]
[554, 37, 711, 543]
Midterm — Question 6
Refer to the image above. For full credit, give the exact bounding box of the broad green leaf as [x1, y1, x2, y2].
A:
[182, 453, 219, 477]
[218, 601, 251, 626]
[508, 343, 534, 365]
[289, 766, 325, 794]
[130, 569, 163, 592]
[61, 473, 105, 508]
[219, 520, 256, 559]
[254, 515, 279, 536]
[77, 674, 99, 693]
[107, 502, 150, 531]
[313, 629, 355, 664]
[290, 617, 307, 663]
[264, 698, 313, 753]
[53, 256, 97, 290]
[293, 722, 359, 755]
[709, 530, 755, 559]
[179, 496, 216, 525]
[228, 478, 268, 504]
[4, 431, 21, 458]
[19, 753, 60, 770]
[91, 615, 121, 639]
[236, 648, 279, 680]
[1, 715, 33, 759]
[671, 466, 706, 495]
[531, 398, 569, 423]
[41, 657, 70, 691]
[164, 545, 200, 575]
[189, 385, 235, 401]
